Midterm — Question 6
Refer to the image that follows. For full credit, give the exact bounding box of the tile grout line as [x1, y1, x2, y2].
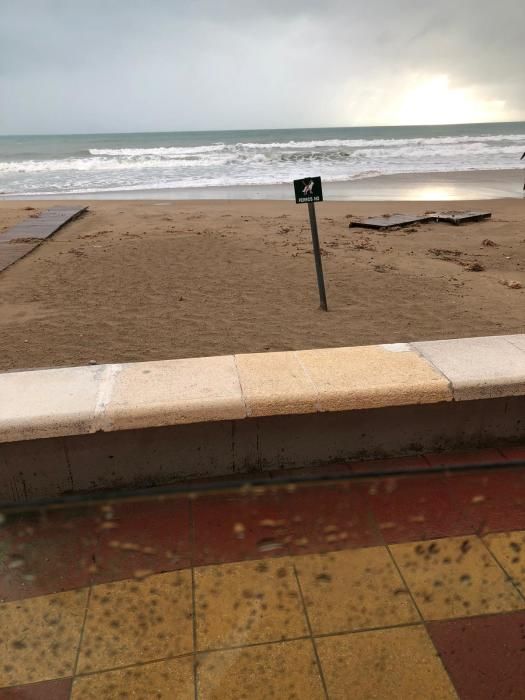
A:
[189, 499, 199, 700]
[479, 534, 525, 606]
[384, 542, 425, 625]
[70, 585, 93, 696]
[68, 651, 195, 681]
[18, 606, 516, 693]
[385, 540, 462, 700]
[15, 606, 525, 692]
[66, 624, 427, 683]
[292, 563, 330, 700]
[312, 620, 425, 641]
[197, 633, 311, 656]
[70, 638, 314, 684]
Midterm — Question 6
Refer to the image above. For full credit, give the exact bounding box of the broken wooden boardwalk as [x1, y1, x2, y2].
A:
[437, 211, 492, 226]
[350, 210, 491, 230]
[0, 206, 87, 272]
[350, 213, 436, 230]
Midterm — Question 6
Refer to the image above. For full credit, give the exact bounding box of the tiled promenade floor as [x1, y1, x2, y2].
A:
[1, 447, 525, 698]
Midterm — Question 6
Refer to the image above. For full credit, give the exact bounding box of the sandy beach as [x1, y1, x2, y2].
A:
[0, 197, 523, 371]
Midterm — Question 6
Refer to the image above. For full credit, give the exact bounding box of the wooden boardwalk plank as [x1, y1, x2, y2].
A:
[1, 206, 87, 242]
[437, 211, 492, 225]
[0, 242, 39, 272]
[350, 210, 491, 231]
[350, 214, 435, 230]
[0, 206, 87, 272]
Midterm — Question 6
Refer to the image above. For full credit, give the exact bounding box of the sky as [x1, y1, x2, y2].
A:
[1, 0, 523, 134]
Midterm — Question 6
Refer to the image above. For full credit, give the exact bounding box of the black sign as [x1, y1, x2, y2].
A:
[294, 176, 323, 204]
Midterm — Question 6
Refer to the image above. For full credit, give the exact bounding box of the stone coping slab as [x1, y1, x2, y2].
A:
[413, 336, 525, 401]
[0, 364, 111, 443]
[296, 345, 450, 411]
[0, 334, 524, 444]
[235, 351, 318, 417]
[101, 356, 245, 432]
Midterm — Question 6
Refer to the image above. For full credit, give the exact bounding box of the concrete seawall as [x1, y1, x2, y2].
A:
[1, 335, 524, 504]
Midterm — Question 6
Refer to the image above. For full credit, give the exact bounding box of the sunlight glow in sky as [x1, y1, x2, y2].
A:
[392, 75, 508, 126]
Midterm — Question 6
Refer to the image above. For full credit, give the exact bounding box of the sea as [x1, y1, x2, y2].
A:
[0, 122, 524, 199]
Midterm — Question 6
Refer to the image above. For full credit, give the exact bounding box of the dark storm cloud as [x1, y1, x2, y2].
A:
[0, 0, 523, 133]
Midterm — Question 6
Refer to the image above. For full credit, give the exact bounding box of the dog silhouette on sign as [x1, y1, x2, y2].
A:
[302, 180, 315, 196]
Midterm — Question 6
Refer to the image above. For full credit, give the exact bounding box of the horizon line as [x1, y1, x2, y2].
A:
[1, 119, 525, 138]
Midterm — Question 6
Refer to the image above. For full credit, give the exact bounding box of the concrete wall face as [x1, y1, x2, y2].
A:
[1, 396, 524, 504]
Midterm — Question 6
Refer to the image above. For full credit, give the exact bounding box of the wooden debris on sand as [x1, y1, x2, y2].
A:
[350, 210, 491, 230]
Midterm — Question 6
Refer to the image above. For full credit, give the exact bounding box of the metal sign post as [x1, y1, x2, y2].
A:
[293, 176, 328, 311]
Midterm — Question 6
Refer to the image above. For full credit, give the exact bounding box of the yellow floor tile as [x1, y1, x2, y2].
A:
[0, 589, 88, 687]
[317, 626, 457, 700]
[484, 530, 525, 593]
[391, 535, 524, 620]
[197, 639, 325, 700]
[295, 547, 419, 635]
[194, 558, 308, 650]
[77, 570, 193, 674]
[72, 657, 194, 699]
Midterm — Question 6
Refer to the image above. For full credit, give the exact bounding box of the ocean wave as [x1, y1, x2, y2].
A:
[2, 140, 523, 175]
[1, 128, 524, 195]
[235, 134, 525, 150]
[89, 144, 227, 156]
[1, 161, 520, 194]
[85, 133, 525, 158]
[0, 155, 232, 173]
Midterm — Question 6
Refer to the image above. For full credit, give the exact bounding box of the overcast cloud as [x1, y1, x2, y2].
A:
[0, 0, 523, 134]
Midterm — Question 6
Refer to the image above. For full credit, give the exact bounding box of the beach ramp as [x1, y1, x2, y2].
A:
[0, 205, 87, 272]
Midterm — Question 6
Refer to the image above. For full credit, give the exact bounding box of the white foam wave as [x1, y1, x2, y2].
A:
[2, 129, 524, 196]
[2, 139, 522, 176]
[89, 144, 226, 156]
[86, 133, 525, 158]
[0, 155, 231, 174]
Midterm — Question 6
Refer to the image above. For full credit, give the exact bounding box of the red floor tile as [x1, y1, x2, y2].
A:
[0, 506, 98, 602]
[192, 489, 289, 566]
[281, 481, 380, 556]
[499, 446, 525, 463]
[367, 473, 473, 543]
[90, 496, 191, 585]
[0, 495, 192, 598]
[425, 448, 506, 469]
[192, 481, 380, 565]
[0, 678, 71, 699]
[428, 612, 525, 700]
[446, 468, 525, 535]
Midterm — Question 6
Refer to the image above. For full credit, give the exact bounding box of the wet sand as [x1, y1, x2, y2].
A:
[2, 169, 523, 202]
[0, 198, 523, 371]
